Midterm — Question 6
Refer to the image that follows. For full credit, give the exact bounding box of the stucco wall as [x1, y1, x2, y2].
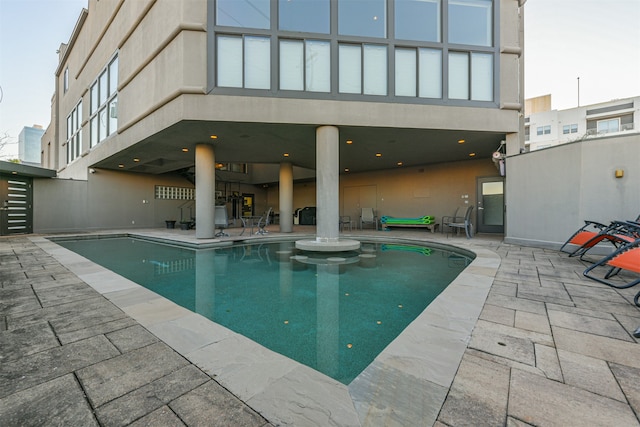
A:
[34, 170, 198, 233]
[505, 133, 640, 248]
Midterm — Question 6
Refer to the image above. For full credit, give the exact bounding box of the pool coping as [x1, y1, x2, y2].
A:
[31, 231, 500, 426]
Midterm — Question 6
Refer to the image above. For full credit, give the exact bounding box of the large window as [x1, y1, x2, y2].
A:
[339, 44, 387, 95]
[279, 0, 329, 34]
[395, 47, 442, 98]
[448, 51, 493, 101]
[212, 0, 497, 104]
[448, 0, 492, 46]
[562, 124, 578, 134]
[280, 39, 330, 92]
[536, 125, 551, 136]
[338, 0, 386, 38]
[217, 35, 271, 89]
[216, 0, 270, 29]
[89, 55, 118, 148]
[395, 0, 440, 42]
[597, 118, 620, 134]
[66, 101, 82, 163]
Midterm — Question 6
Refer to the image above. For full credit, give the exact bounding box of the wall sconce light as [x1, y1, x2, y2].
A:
[89, 168, 96, 174]
[615, 169, 624, 178]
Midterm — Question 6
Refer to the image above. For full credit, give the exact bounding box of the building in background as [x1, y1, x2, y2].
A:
[525, 94, 639, 151]
[18, 125, 44, 165]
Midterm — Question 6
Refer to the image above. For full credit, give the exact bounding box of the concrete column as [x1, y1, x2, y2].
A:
[316, 126, 339, 242]
[195, 143, 215, 239]
[279, 162, 294, 233]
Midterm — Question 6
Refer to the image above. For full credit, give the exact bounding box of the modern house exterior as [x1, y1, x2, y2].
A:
[35, 0, 526, 239]
[525, 94, 639, 151]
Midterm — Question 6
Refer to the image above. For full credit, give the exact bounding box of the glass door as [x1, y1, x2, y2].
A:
[476, 177, 504, 234]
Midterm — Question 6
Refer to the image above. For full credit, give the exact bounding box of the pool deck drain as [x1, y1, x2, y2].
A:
[1, 227, 639, 426]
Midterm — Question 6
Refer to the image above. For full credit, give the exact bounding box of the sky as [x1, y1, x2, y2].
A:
[1, 0, 639, 160]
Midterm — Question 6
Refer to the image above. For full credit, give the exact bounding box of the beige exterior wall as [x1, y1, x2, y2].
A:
[505, 133, 640, 248]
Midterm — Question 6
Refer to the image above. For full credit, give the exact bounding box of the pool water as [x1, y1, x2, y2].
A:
[56, 237, 472, 384]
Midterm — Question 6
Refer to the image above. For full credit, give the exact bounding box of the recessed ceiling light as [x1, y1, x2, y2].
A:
[283, 153, 290, 157]
[133, 158, 140, 162]
[375, 153, 382, 157]
[344, 168, 350, 172]
[458, 139, 465, 144]
[346, 140, 353, 144]
[118, 164, 124, 168]
[182, 148, 189, 152]
[397, 161, 403, 166]
[469, 152, 476, 157]
[210, 135, 218, 139]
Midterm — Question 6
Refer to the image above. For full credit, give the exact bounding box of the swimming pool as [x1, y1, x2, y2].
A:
[55, 237, 473, 384]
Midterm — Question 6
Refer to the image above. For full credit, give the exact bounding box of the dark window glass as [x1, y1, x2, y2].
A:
[448, 0, 492, 46]
[395, 0, 440, 42]
[279, 0, 329, 33]
[216, 0, 270, 29]
[339, 0, 386, 38]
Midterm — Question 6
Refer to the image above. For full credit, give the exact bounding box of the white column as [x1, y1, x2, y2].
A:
[195, 143, 215, 239]
[279, 162, 294, 233]
[316, 126, 339, 242]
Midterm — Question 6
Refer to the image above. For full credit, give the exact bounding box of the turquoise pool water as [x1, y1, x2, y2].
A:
[56, 237, 473, 384]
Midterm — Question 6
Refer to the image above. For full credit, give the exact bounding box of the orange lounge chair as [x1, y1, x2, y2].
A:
[583, 237, 640, 307]
[560, 217, 640, 259]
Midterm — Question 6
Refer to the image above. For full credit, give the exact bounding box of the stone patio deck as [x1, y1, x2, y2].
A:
[1, 227, 639, 426]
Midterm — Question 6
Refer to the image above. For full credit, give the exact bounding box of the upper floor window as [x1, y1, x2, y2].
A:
[395, 0, 440, 42]
[536, 125, 551, 136]
[279, 0, 329, 34]
[216, 0, 270, 29]
[448, 0, 493, 46]
[280, 39, 330, 92]
[66, 100, 82, 163]
[339, 0, 386, 38]
[90, 54, 118, 147]
[597, 118, 620, 134]
[339, 43, 387, 95]
[562, 124, 578, 134]
[448, 51, 493, 101]
[64, 67, 69, 93]
[395, 47, 442, 98]
[217, 35, 271, 89]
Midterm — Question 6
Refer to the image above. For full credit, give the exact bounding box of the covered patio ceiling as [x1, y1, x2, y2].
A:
[91, 120, 507, 183]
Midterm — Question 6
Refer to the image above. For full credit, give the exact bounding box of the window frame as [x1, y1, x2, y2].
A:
[89, 54, 119, 148]
[66, 100, 83, 163]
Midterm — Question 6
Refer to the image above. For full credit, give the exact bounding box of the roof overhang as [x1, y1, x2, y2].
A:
[0, 161, 57, 178]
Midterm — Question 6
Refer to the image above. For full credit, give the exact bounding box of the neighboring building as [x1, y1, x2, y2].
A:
[525, 94, 639, 151]
[18, 125, 45, 166]
[38, 0, 525, 237]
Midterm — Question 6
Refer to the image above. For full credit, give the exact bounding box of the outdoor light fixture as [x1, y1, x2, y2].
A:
[346, 140, 353, 144]
[469, 152, 476, 157]
[118, 164, 124, 168]
[375, 153, 382, 157]
[283, 153, 290, 157]
[210, 135, 218, 139]
[615, 169, 624, 178]
[397, 162, 403, 166]
[344, 168, 350, 172]
[133, 158, 140, 162]
[458, 139, 465, 144]
[182, 148, 189, 152]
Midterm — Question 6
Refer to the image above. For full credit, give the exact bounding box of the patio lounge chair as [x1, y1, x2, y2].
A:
[560, 217, 640, 260]
[360, 208, 378, 230]
[256, 207, 272, 235]
[583, 237, 640, 307]
[441, 207, 461, 234]
[214, 205, 229, 237]
[445, 205, 474, 238]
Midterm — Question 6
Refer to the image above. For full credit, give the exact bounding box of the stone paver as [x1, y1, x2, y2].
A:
[2, 231, 640, 426]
